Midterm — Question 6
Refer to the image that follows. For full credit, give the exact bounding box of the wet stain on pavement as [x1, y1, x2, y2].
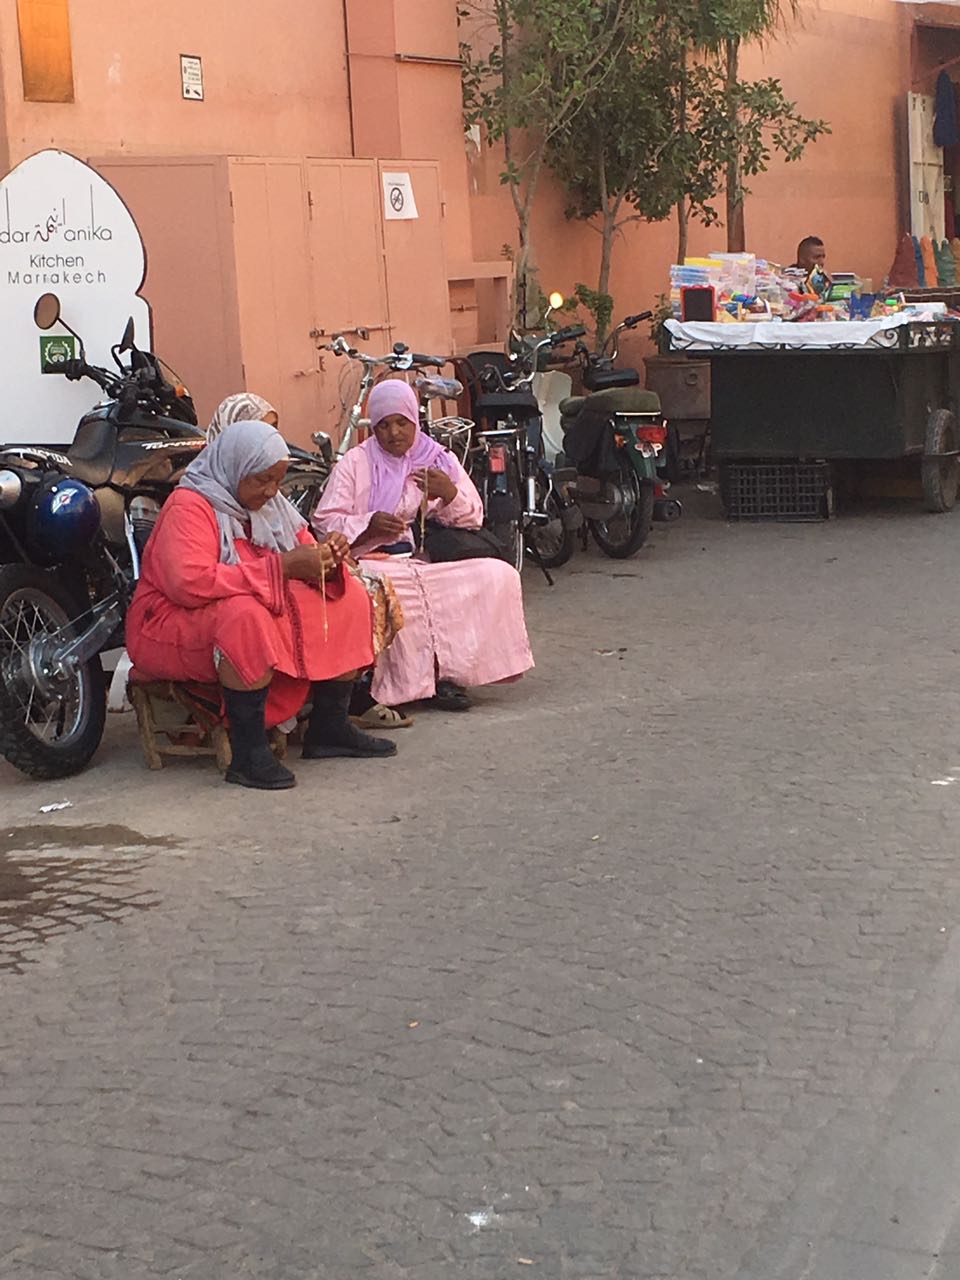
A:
[0, 823, 177, 974]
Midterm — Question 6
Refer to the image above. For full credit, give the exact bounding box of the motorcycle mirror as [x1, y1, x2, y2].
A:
[548, 291, 565, 311]
[118, 317, 135, 353]
[33, 293, 62, 330]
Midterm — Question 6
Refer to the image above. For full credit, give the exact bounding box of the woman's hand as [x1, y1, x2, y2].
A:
[319, 531, 350, 565]
[281, 541, 340, 581]
[366, 511, 407, 543]
[413, 468, 458, 505]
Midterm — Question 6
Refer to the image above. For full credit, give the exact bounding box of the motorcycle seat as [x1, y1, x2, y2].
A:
[287, 442, 321, 463]
[68, 418, 118, 487]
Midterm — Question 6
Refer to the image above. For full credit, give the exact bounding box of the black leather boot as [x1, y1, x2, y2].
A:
[302, 680, 397, 759]
[223, 686, 297, 790]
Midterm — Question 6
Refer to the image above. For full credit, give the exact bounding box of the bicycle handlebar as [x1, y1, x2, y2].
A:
[324, 340, 447, 372]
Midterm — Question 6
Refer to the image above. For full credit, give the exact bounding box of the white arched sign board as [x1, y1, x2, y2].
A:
[0, 149, 151, 446]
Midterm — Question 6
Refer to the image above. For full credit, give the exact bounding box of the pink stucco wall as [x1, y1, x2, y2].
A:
[0, 0, 354, 165]
[0, 0, 943, 370]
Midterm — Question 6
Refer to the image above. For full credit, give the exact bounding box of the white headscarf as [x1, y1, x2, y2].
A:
[181, 419, 306, 565]
[207, 393, 276, 441]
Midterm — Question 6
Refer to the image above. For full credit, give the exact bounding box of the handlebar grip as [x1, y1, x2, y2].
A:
[411, 353, 445, 367]
[64, 360, 114, 393]
[551, 325, 587, 345]
[624, 311, 653, 327]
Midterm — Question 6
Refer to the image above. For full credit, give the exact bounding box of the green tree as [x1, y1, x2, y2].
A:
[459, 0, 653, 326]
[544, 0, 827, 320]
[685, 0, 825, 252]
[545, 16, 681, 335]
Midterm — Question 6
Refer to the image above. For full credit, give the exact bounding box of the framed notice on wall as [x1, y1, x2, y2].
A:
[180, 54, 204, 101]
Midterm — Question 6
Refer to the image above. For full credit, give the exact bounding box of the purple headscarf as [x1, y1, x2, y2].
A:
[364, 379, 459, 514]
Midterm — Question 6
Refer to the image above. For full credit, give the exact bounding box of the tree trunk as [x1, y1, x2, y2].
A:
[676, 44, 689, 263]
[595, 141, 614, 344]
[724, 37, 745, 253]
[516, 221, 533, 330]
[597, 208, 616, 345]
[509, 146, 545, 330]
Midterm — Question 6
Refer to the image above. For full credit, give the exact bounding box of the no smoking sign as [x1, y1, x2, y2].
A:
[382, 171, 419, 221]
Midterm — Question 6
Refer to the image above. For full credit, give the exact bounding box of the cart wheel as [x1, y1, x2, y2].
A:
[921, 408, 959, 513]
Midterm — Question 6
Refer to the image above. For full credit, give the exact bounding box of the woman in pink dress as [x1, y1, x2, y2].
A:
[312, 380, 533, 710]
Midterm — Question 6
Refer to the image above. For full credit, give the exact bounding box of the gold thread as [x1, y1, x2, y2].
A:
[319, 545, 329, 642]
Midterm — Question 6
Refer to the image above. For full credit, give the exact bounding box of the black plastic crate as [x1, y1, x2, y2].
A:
[720, 460, 833, 522]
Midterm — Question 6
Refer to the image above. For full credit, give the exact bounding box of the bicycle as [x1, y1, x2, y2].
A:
[282, 336, 457, 518]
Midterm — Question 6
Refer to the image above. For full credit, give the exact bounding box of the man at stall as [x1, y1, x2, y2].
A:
[791, 236, 826, 272]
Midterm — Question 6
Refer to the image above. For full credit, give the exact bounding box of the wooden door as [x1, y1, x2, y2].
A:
[379, 160, 453, 357]
[228, 158, 321, 447]
[909, 93, 945, 243]
[305, 159, 391, 439]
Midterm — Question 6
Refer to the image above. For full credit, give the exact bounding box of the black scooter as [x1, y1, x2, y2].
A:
[0, 294, 206, 780]
[560, 312, 682, 559]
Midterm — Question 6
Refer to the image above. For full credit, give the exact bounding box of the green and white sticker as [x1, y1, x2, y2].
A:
[40, 334, 78, 374]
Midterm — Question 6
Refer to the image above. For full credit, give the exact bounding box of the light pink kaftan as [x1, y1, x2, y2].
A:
[313, 443, 534, 705]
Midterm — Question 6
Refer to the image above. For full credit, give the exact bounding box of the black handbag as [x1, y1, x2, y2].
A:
[421, 519, 507, 563]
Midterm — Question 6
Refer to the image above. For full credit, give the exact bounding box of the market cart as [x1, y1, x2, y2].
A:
[666, 315, 960, 519]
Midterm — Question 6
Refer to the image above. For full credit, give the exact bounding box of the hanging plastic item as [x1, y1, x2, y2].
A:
[936, 239, 958, 285]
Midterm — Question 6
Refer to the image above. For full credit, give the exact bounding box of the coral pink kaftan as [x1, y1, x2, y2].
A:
[127, 488, 374, 727]
[313, 444, 533, 706]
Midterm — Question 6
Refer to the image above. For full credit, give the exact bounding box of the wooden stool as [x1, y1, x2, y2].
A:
[128, 680, 287, 772]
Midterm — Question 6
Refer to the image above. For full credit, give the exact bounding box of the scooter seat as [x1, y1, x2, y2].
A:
[578, 387, 661, 415]
[583, 366, 641, 391]
[559, 396, 587, 417]
[475, 389, 540, 417]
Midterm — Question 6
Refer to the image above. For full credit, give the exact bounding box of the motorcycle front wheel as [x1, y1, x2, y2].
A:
[588, 459, 655, 559]
[0, 564, 106, 779]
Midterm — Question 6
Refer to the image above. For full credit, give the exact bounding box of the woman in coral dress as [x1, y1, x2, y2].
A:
[127, 419, 396, 790]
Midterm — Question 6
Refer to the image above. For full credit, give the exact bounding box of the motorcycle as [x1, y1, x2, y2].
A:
[0, 293, 206, 779]
[559, 311, 681, 559]
[465, 324, 585, 576]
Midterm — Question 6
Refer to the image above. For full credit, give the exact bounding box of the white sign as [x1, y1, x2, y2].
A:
[181, 54, 204, 101]
[382, 171, 419, 221]
[0, 149, 151, 445]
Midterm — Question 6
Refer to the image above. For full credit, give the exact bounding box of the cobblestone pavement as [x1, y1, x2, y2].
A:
[4, 498, 960, 1279]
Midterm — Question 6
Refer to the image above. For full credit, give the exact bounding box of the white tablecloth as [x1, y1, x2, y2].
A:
[665, 313, 924, 351]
